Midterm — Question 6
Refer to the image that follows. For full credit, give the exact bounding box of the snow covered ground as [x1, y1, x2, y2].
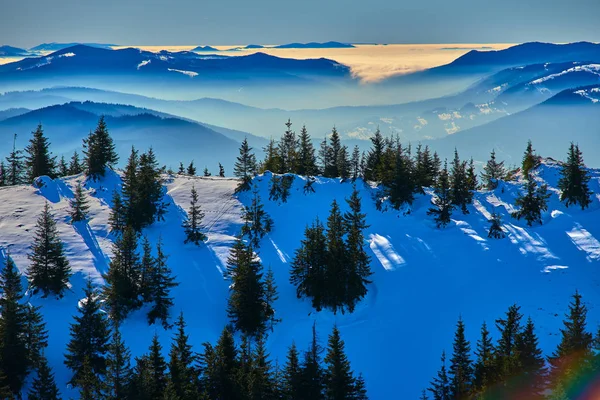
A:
[0, 161, 599, 399]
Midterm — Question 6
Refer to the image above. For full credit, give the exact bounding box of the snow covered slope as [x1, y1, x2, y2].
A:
[0, 162, 600, 399]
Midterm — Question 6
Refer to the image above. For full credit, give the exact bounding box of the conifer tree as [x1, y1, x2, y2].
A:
[336, 145, 350, 180]
[488, 212, 505, 239]
[136, 147, 166, 229]
[58, 155, 69, 177]
[547, 291, 594, 396]
[350, 145, 361, 180]
[25, 124, 56, 181]
[27, 202, 71, 297]
[429, 352, 451, 400]
[186, 161, 196, 176]
[450, 149, 471, 214]
[0, 161, 5, 187]
[78, 355, 105, 400]
[168, 313, 198, 400]
[515, 317, 547, 399]
[147, 238, 178, 328]
[109, 190, 126, 235]
[522, 140, 538, 176]
[343, 187, 372, 313]
[203, 167, 211, 177]
[200, 327, 241, 400]
[364, 128, 384, 182]
[297, 125, 318, 176]
[262, 138, 281, 174]
[0, 256, 29, 394]
[248, 335, 277, 399]
[83, 116, 119, 179]
[138, 236, 155, 303]
[264, 268, 280, 332]
[325, 200, 349, 314]
[389, 143, 415, 208]
[182, 185, 207, 245]
[28, 354, 61, 400]
[512, 174, 550, 226]
[70, 182, 91, 223]
[472, 322, 495, 397]
[65, 278, 111, 387]
[415, 144, 437, 190]
[148, 334, 168, 398]
[449, 317, 473, 399]
[5, 133, 25, 186]
[282, 343, 302, 399]
[278, 119, 298, 173]
[428, 161, 454, 228]
[323, 326, 360, 400]
[121, 147, 140, 226]
[24, 303, 48, 369]
[69, 150, 83, 175]
[481, 150, 506, 190]
[467, 158, 477, 191]
[234, 138, 257, 192]
[241, 186, 273, 248]
[129, 355, 153, 400]
[178, 162, 185, 174]
[103, 226, 142, 322]
[495, 304, 523, 384]
[219, 163, 225, 177]
[300, 323, 324, 399]
[558, 143, 592, 209]
[318, 137, 331, 177]
[104, 325, 133, 400]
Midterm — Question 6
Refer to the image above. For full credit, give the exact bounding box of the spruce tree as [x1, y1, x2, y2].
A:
[449, 317, 473, 399]
[343, 187, 372, 313]
[28, 354, 61, 400]
[350, 145, 361, 180]
[138, 236, 155, 303]
[300, 323, 324, 399]
[428, 161, 454, 228]
[187, 161, 196, 176]
[234, 138, 257, 192]
[512, 174, 550, 226]
[25, 124, 56, 181]
[297, 125, 318, 176]
[278, 119, 298, 173]
[24, 303, 48, 369]
[78, 355, 105, 400]
[121, 147, 140, 228]
[168, 313, 198, 400]
[70, 182, 91, 223]
[336, 145, 350, 180]
[481, 150, 506, 190]
[135, 147, 166, 229]
[495, 304, 523, 385]
[325, 200, 349, 314]
[364, 128, 384, 182]
[69, 151, 83, 175]
[415, 144, 437, 190]
[200, 327, 241, 400]
[450, 149, 471, 214]
[558, 143, 592, 209]
[467, 158, 477, 191]
[27, 202, 71, 297]
[325, 128, 342, 177]
[472, 322, 495, 397]
[147, 238, 178, 328]
[241, 186, 273, 248]
[58, 155, 69, 177]
[323, 326, 359, 400]
[515, 317, 547, 399]
[522, 140, 538, 176]
[262, 138, 281, 174]
[129, 355, 154, 400]
[148, 334, 168, 398]
[0, 256, 29, 394]
[248, 335, 277, 399]
[318, 137, 331, 177]
[83, 116, 119, 179]
[429, 352, 451, 400]
[5, 133, 25, 185]
[109, 190, 126, 235]
[389, 143, 415, 208]
[488, 212, 505, 239]
[182, 185, 207, 245]
[282, 343, 302, 399]
[104, 325, 133, 400]
[65, 278, 111, 387]
[178, 162, 185, 175]
[264, 268, 280, 332]
[0, 161, 6, 186]
[219, 163, 225, 177]
[203, 167, 211, 177]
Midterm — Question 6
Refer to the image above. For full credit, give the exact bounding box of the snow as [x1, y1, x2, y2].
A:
[0, 162, 600, 399]
[529, 64, 600, 85]
[167, 68, 199, 78]
[136, 59, 151, 69]
[574, 87, 600, 103]
[58, 52, 75, 58]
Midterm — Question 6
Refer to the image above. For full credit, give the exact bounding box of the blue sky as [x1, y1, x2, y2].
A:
[2, 0, 599, 47]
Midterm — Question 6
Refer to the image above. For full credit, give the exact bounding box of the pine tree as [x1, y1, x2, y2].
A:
[241, 186, 273, 248]
[147, 238, 178, 328]
[27, 202, 71, 297]
[103, 226, 142, 322]
[522, 140, 538, 176]
[300, 323, 324, 399]
[65, 278, 111, 387]
[488, 212, 505, 239]
[428, 161, 454, 228]
[109, 190, 126, 235]
[187, 161, 196, 176]
[558, 143, 592, 209]
[69, 151, 83, 175]
[219, 163, 225, 177]
[278, 119, 298, 173]
[234, 138, 257, 192]
[0, 256, 29, 394]
[297, 125, 318, 176]
[343, 187, 372, 313]
[472, 322, 495, 397]
[70, 182, 91, 223]
[203, 167, 211, 177]
[449, 317, 473, 399]
[5, 133, 25, 185]
[168, 313, 198, 400]
[515, 317, 547, 399]
[323, 326, 359, 400]
[512, 174, 551, 226]
[58, 155, 69, 177]
[481, 150, 506, 190]
[282, 343, 302, 399]
[429, 352, 451, 400]
[104, 325, 133, 400]
[83, 116, 119, 179]
[364, 128, 384, 182]
[28, 354, 61, 400]
[25, 124, 56, 181]
[450, 149, 471, 214]
[182, 185, 207, 245]
[548, 291, 594, 397]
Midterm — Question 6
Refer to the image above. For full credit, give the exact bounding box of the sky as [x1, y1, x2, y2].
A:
[1, 0, 600, 48]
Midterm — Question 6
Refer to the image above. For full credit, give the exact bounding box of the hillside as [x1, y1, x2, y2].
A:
[0, 161, 599, 398]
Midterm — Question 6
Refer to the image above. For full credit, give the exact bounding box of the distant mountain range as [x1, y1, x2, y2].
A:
[0, 45, 30, 57]
[273, 41, 355, 49]
[28, 42, 116, 52]
[191, 45, 219, 52]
